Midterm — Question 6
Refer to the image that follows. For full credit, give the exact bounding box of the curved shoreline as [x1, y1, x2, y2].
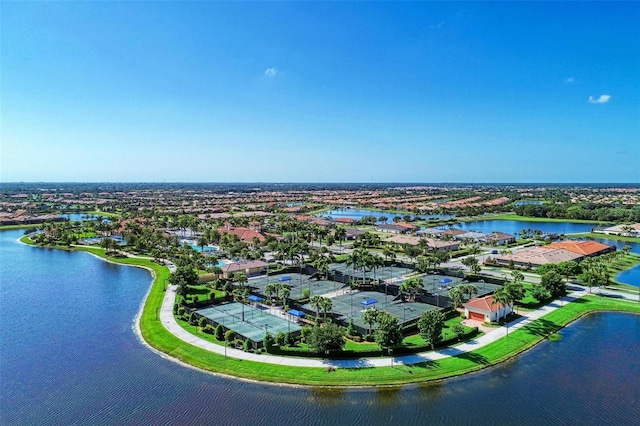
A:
[14, 234, 640, 387]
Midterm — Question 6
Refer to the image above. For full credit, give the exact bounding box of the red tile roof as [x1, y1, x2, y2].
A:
[546, 240, 612, 256]
[464, 295, 505, 312]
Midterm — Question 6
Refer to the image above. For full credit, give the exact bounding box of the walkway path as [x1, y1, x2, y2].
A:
[160, 285, 598, 369]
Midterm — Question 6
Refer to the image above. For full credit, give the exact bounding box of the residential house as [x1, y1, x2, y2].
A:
[464, 295, 513, 323]
[222, 260, 269, 279]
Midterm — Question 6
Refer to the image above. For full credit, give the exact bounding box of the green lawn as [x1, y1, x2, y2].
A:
[0, 223, 41, 231]
[483, 214, 610, 225]
[604, 253, 640, 288]
[567, 232, 640, 243]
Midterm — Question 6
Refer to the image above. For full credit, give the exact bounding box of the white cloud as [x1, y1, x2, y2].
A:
[430, 21, 445, 29]
[264, 67, 279, 77]
[563, 77, 575, 84]
[588, 94, 611, 104]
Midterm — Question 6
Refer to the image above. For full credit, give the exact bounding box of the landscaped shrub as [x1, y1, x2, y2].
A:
[286, 332, 296, 346]
[346, 318, 358, 337]
[198, 317, 208, 329]
[204, 324, 215, 334]
[264, 332, 275, 353]
[275, 331, 287, 347]
[224, 330, 234, 344]
[177, 306, 186, 316]
[243, 339, 251, 352]
[189, 312, 198, 325]
[301, 288, 310, 299]
[300, 326, 313, 343]
[215, 324, 224, 341]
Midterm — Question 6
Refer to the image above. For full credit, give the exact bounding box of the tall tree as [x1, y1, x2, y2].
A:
[361, 308, 380, 335]
[308, 323, 345, 355]
[374, 311, 403, 354]
[540, 270, 566, 299]
[492, 288, 511, 324]
[418, 310, 446, 349]
[319, 297, 333, 319]
[310, 295, 322, 318]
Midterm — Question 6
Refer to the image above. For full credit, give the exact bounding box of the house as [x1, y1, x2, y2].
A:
[333, 217, 358, 225]
[546, 240, 615, 258]
[385, 235, 460, 251]
[416, 227, 445, 237]
[395, 222, 418, 233]
[484, 232, 516, 245]
[375, 224, 407, 234]
[344, 228, 365, 240]
[217, 224, 267, 245]
[221, 260, 269, 279]
[492, 247, 582, 268]
[594, 223, 640, 238]
[464, 295, 513, 323]
[456, 231, 487, 242]
[440, 228, 466, 238]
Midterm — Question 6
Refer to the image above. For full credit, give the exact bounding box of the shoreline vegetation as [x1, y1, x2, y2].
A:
[13, 231, 640, 387]
[476, 213, 611, 225]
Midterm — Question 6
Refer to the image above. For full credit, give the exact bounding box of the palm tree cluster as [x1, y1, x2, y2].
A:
[345, 248, 385, 287]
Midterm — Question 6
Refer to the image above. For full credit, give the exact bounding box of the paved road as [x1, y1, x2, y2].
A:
[158, 284, 611, 369]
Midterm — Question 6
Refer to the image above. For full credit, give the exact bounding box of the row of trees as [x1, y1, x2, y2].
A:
[515, 203, 640, 223]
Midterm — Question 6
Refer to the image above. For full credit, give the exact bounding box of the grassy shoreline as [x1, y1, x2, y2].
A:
[567, 232, 640, 243]
[478, 213, 611, 225]
[12, 231, 640, 387]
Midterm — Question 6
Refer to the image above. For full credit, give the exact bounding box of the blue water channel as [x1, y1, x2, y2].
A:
[1, 229, 639, 425]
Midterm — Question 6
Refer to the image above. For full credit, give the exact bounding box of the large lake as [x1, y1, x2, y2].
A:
[452, 219, 596, 235]
[1, 229, 639, 425]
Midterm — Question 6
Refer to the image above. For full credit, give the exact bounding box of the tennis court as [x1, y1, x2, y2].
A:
[247, 272, 344, 300]
[320, 290, 441, 333]
[329, 263, 413, 282]
[412, 272, 501, 297]
[196, 302, 302, 345]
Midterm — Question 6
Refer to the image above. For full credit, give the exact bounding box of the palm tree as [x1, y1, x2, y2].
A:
[400, 277, 422, 302]
[361, 308, 379, 335]
[334, 226, 347, 253]
[264, 282, 278, 305]
[382, 246, 395, 262]
[511, 270, 524, 285]
[369, 253, 384, 282]
[313, 256, 331, 280]
[449, 287, 464, 309]
[278, 284, 291, 309]
[460, 284, 478, 301]
[197, 235, 209, 252]
[492, 288, 510, 325]
[310, 295, 322, 318]
[319, 297, 332, 320]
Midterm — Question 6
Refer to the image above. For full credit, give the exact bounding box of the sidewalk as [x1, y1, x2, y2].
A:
[159, 284, 590, 369]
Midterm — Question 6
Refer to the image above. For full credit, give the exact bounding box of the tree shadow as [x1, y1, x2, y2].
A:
[453, 351, 490, 365]
[440, 346, 489, 365]
[522, 318, 560, 337]
[408, 359, 441, 370]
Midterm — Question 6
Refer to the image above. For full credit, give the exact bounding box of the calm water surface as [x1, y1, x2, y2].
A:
[321, 209, 454, 222]
[452, 219, 595, 235]
[1, 230, 639, 425]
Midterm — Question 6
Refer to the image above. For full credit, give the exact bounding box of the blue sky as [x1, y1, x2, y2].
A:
[2, 1, 639, 183]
